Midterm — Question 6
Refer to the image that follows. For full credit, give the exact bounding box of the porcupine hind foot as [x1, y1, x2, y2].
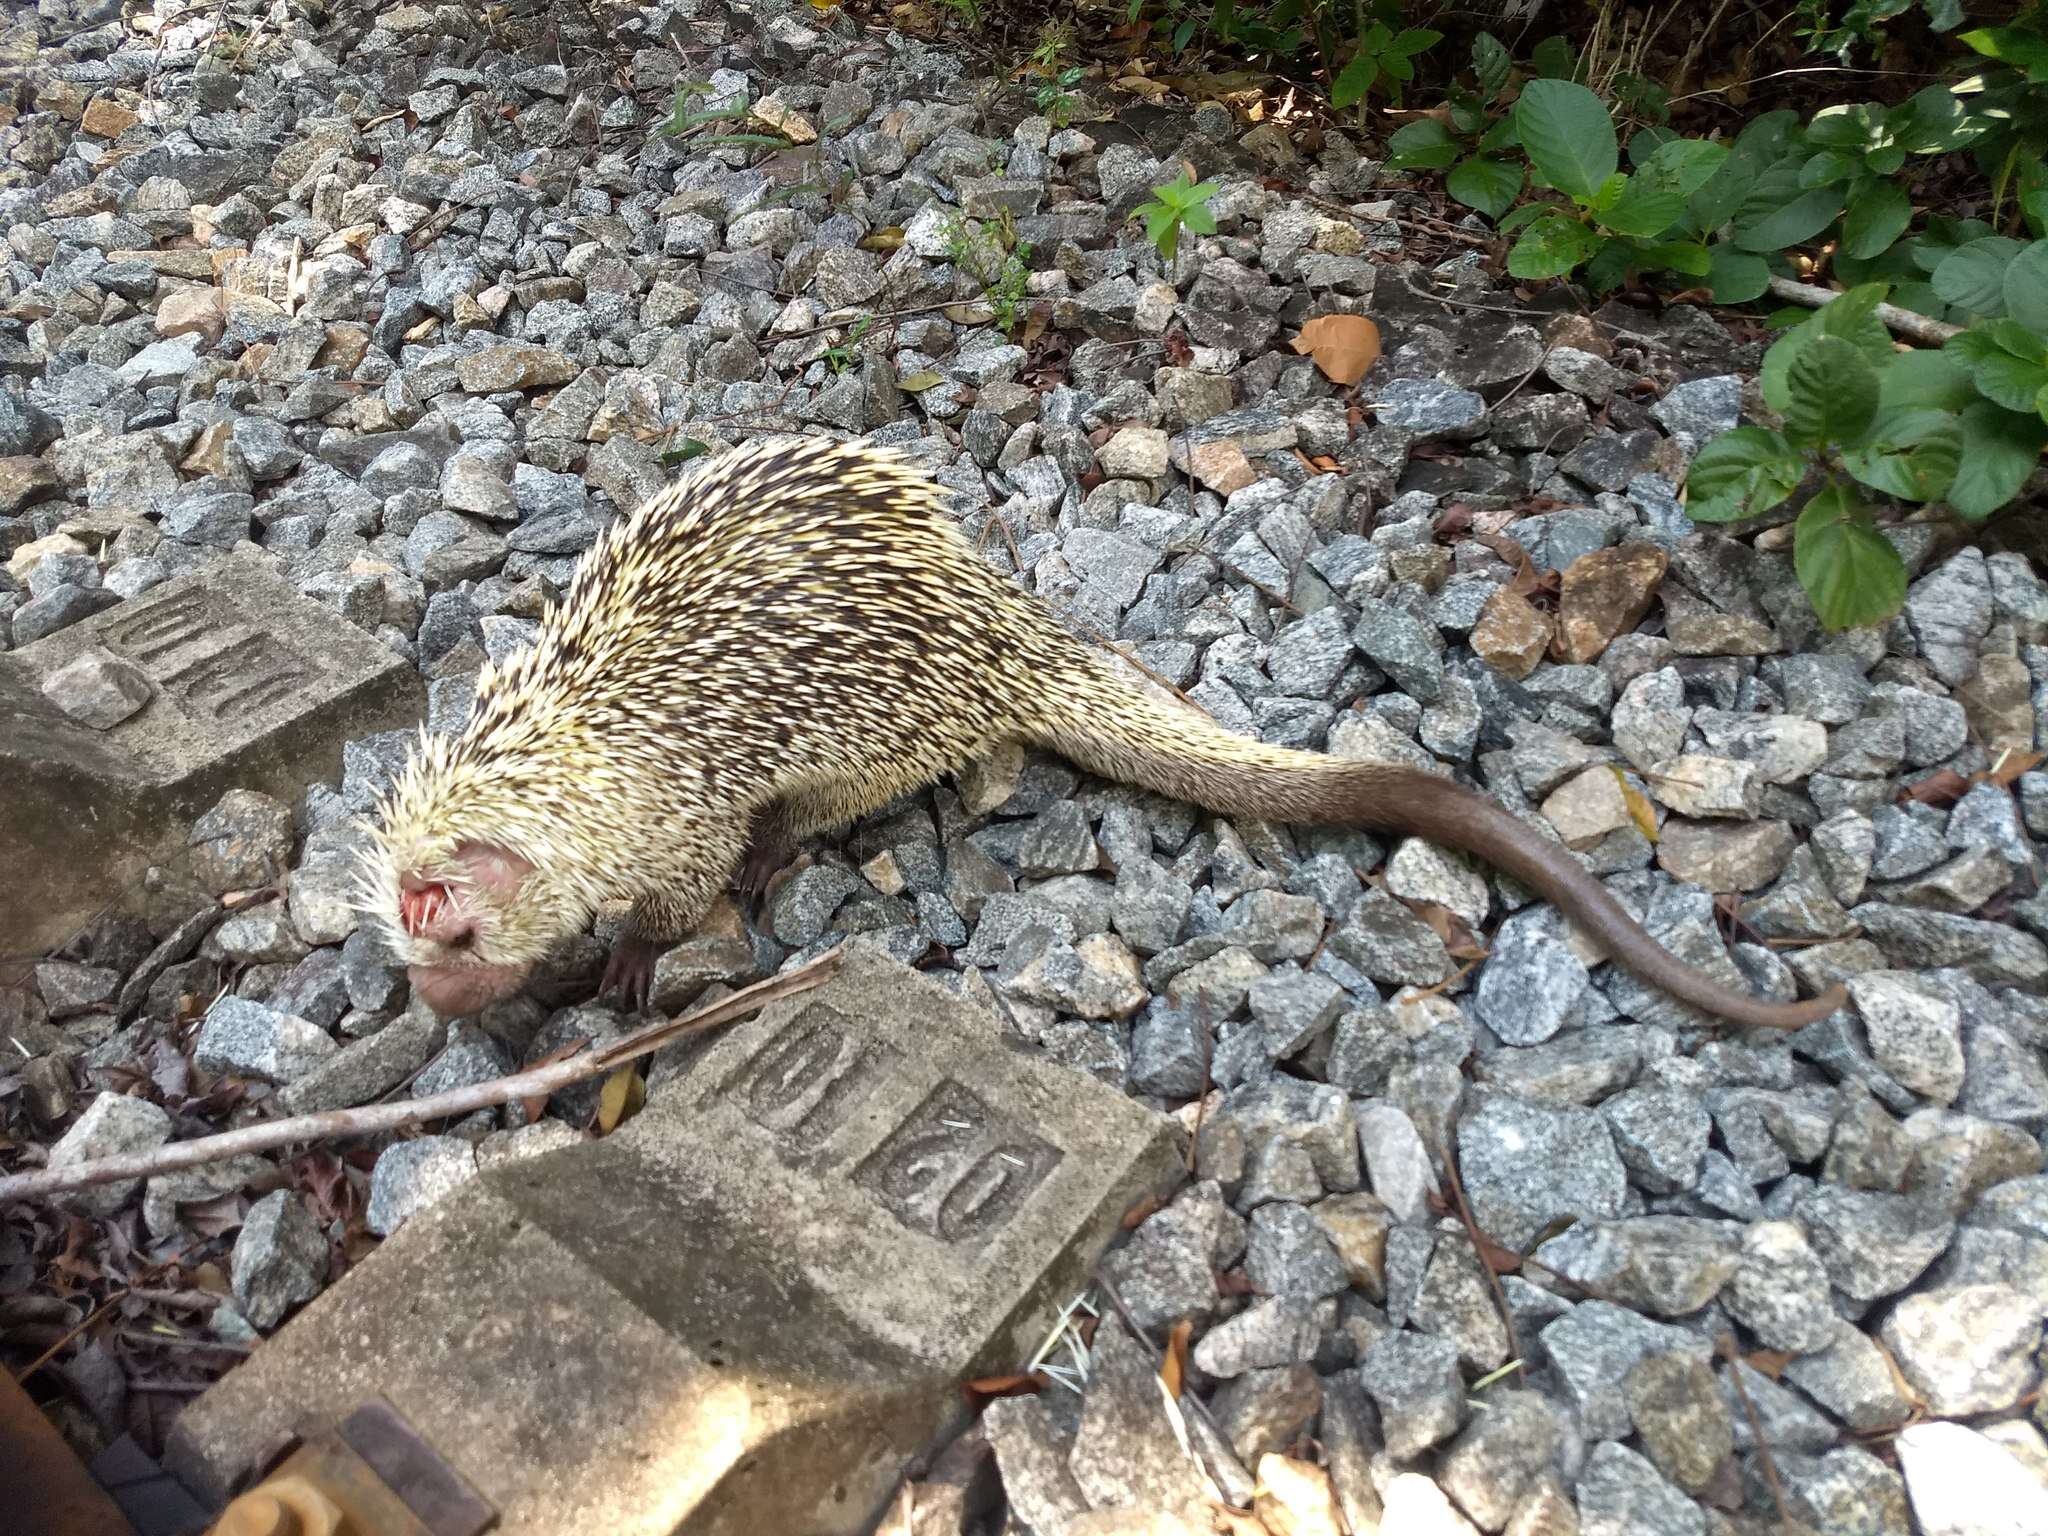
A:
[733, 806, 799, 916]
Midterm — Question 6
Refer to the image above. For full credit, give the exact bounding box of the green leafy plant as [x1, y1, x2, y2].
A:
[1383, 32, 1525, 219]
[1955, 22, 2048, 226]
[1795, 0, 1966, 62]
[1036, 65, 1086, 128]
[1685, 282, 2048, 630]
[1134, 168, 1220, 262]
[654, 82, 791, 151]
[944, 213, 1034, 336]
[823, 315, 874, 375]
[1501, 78, 1728, 292]
[1331, 19, 1441, 110]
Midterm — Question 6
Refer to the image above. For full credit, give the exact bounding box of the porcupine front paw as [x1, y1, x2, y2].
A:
[600, 935, 662, 1014]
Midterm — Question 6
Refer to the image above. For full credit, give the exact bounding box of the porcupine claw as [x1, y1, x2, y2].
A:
[601, 935, 661, 1014]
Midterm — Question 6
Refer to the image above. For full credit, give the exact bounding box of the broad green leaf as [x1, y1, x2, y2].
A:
[1330, 49, 1380, 110]
[1706, 245, 1772, 303]
[1841, 181, 1912, 260]
[1472, 31, 1510, 99]
[1947, 327, 2048, 414]
[1591, 173, 1630, 214]
[1814, 282, 1896, 354]
[1637, 240, 1711, 278]
[1731, 160, 1846, 253]
[1478, 116, 1520, 153]
[1806, 102, 1884, 151]
[1386, 119, 1460, 170]
[1960, 26, 2048, 79]
[1911, 216, 1996, 273]
[1932, 236, 2025, 318]
[1446, 156, 1523, 219]
[1602, 138, 1725, 236]
[1890, 83, 1982, 153]
[1684, 426, 1805, 521]
[1881, 349, 1977, 411]
[1925, 0, 1963, 28]
[1760, 285, 1894, 417]
[2004, 239, 2048, 333]
[1530, 34, 1576, 80]
[2025, 188, 2048, 240]
[1514, 79, 1618, 203]
[1497, 203, 1549, 234]
[1687, 111, 1801, 235]
[1507, 212, 1601, 280]
[1866, 145, 1906, 177]
[2039, 381, 2048, 426]
[1800, 149, 1863, 188]
[1582, 237, 1637, 293]
[1841, 408, 1964, 502]
[1889, 281, 1950, 320]
[1784, 334, 1881, 448]
[1388, 27, 1441, 58]
[1948, 399, 2048, 521]
[1795, 485, 1908, 632]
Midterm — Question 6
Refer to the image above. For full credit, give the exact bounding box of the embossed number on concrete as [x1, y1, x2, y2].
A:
[166, 951, 1181, 1536]
[1, 550, 422, 953]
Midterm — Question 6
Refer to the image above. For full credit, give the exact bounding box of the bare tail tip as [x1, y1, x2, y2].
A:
[1745, 981, 1850, 1032]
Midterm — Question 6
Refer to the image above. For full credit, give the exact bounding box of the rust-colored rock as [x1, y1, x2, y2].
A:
[1187, 439, 1257, 495]
[1471, 586, 1552, 679]
[81, 96, 140, 138]
[156, 284, 225, 343]
[1556, 543, 1667, 663]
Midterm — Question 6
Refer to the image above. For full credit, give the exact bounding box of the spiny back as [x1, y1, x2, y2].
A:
[371, 437, 1045, 865]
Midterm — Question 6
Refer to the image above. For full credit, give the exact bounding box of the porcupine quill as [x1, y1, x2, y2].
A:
[357, 437, 1847, 1031]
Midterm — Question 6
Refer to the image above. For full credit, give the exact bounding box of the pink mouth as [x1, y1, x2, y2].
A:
[408, 962, 529, 1017]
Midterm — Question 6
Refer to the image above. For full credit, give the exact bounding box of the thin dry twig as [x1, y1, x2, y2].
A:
[12, 1290, 128, 1384]
[1767, 275, 1962, 346]
[1089, 1266, 1256, 1499]
[1718, 1331, 1791, 1527]
[1438, 1132, 1523, 1382]
[0, 950, 844, 1204]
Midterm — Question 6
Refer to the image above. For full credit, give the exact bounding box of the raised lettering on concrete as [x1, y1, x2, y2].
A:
[168, 949, 1182, 1536]
[1, 549, 422, 954]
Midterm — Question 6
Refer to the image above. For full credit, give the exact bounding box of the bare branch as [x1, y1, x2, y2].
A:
[1767, 276, 1963, 347]
[0, 949, 845, 1206]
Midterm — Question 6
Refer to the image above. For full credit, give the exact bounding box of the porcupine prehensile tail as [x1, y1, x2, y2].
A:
[1019, 637, 1848, 1033]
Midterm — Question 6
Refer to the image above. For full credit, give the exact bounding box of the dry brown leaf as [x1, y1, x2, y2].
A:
[1119, 1192, 1164, 1230]
[595, 1065, 645, 1135]
[961, 1371, 1047, 1403]
[519, 1035, 590, 1123]
[1743, 1348, 1794, 1379]
[1160, 1317, 1192, 1399]
[1613, 767, 1659, 843]
[1899, 768, 1970, 807]
[1403, 899, 1488, 962]
[1986, 748, 2046, 788]
[1470, 1229, 1523, 1274]
[1290, 313, 1382, 388]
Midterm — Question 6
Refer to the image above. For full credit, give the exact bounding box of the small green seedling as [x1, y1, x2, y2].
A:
[1134, 169, 1220, 262]
[1037, 66, 1085, 129]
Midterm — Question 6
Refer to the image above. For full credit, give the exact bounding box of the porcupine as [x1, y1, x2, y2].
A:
[359, 436, 1848, 1031]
